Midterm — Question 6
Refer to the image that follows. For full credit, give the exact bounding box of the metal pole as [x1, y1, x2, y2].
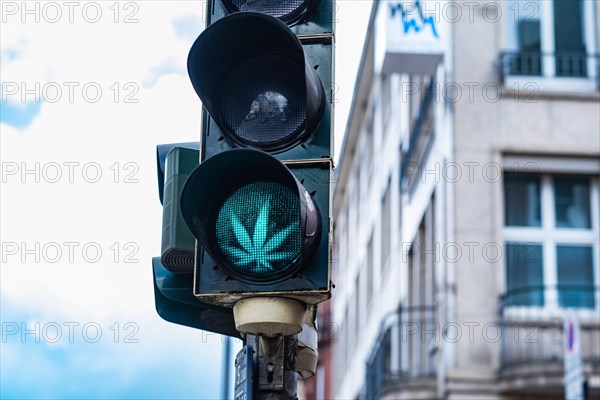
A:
[252, 334, 298, 400]
[222, 336, 232, 399]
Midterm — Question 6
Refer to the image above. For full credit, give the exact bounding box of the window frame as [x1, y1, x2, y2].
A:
[503, 0, 599, 93]
[503, 173, 600, 319]
[366, 231, 374, 311]
[381, 178, 392, 270]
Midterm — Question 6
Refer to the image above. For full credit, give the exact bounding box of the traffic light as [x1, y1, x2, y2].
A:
[190, 7, 334, 163]
[181, 149, 331, 294]
[181, 4, 334, 336]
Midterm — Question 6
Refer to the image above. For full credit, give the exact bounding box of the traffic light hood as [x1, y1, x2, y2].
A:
[220, 0, 320, 26]
[180, 149, 321, 284]
[187, 12, 325, 152]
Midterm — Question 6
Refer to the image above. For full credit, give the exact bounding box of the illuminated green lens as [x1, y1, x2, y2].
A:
[215, 181, 301, 278]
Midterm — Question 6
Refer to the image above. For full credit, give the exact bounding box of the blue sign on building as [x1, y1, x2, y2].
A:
[389, 0, 439, 38]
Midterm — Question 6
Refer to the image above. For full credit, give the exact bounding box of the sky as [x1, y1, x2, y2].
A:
[0, 1, 372, 399]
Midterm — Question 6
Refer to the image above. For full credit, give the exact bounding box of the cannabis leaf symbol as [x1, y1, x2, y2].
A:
[223, 198, 298, 273]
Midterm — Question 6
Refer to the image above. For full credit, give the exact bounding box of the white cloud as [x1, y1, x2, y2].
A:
[0, 75, 201, 318]
[1, 1, 204, 103]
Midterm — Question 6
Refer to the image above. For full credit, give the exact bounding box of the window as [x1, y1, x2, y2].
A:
[401, 75, 436, 194]
[505, 0, 542, 76]
[503, 173, 599, 310]
[359, 145, 366, 224]
[552, 0, 587, 77]
[554, 176, 591, 228]
[506, 243, 544, 306]
[381, 180, 392, 268]
[403, 200, 437, 377]
[367, 232, 374, 307]
[504, 174, 541, 227]
[407, 74, 424, 133]
[503, 0, 598, 91]
[382, 75, 392, 136]
[365, 100, 374, 172]
[349, 176, 359, 247]
[354, 275, 360, 343]
[359, 103, 374, 218]
[557, 245, 594, 308]
[343, 303, 349, 361]
[408, 205, 436, 308]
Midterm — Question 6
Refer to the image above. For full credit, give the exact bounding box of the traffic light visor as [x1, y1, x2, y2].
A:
[187, 12, 325, 152]
[222, 0, 317, 25]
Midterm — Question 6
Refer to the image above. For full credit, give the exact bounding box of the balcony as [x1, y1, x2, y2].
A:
[400, 80, 435, 194]
[365, 306, 437, 400]
[498, 286, 600, 396]
[498, 51, 600, 93]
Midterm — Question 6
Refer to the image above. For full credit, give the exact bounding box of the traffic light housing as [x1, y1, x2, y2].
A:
[188, 11, 334, 162]
[181, 3, 334, 335]
[152, 1, 334, 339]
[181, 150, 331, 305]
[152, 257, 240, 339]
[158, 144, 200, 273]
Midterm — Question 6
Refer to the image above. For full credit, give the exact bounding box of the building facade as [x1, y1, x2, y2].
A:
[329, 1, 600, 399]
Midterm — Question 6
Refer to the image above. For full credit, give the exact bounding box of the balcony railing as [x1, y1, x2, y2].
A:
[400, 79, 436, 194]
[499, 285, 600, 369]
[365, 306, 437, 399]
[499, 51, 600, 80]
[501, 51, 543, 76]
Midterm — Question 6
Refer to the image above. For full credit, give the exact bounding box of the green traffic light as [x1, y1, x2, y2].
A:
[215, 181, 302, 277]
[181, 148, 331, 300]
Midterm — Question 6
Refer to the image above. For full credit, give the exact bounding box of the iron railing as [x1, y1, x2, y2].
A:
[365, 305, 437, 399]
[498, 285, 600, 369]
[499, 51, 600, 80]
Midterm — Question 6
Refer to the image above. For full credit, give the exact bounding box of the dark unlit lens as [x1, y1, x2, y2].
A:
[228, 0, 308, 22]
